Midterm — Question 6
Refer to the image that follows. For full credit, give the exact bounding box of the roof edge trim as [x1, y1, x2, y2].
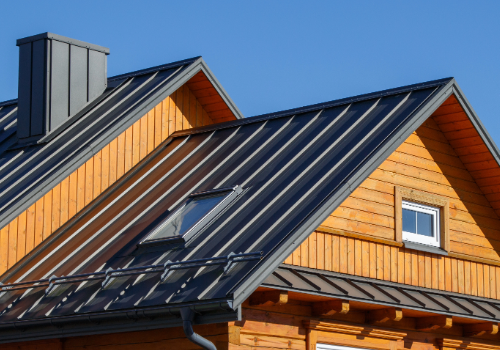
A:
[198, 62, 245, 120]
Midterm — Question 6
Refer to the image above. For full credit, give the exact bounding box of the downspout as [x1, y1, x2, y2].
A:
[180, 307, 216, 350]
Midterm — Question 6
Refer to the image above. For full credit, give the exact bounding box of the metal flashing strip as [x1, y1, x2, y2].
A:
[264, 265, 500, 322]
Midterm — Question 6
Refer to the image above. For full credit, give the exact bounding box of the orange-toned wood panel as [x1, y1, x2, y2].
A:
[286, 97, 500, 299]
[186, 71, 236, 123]
[433, 95, 500, 218]
[0, 83, 229, 275]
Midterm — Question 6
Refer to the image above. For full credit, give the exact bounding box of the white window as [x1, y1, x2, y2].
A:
[402, 200, 440, 247]
[317, 344, 372, 350]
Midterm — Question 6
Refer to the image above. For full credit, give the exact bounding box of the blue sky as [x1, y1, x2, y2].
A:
[1, 1, 499, 145]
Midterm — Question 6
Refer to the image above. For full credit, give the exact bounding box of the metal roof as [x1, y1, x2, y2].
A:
[0, 77, 458, 341]
[0, 57, 244, 230]
[265, 265, 500, 323]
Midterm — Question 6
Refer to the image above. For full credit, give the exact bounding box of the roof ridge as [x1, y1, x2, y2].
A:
[107, 56, 202, 82]
[0, 56, 203, 106]
[0, 99, 18, 108]
[172, 77, 454, 137]
[252, 77, 454, 119]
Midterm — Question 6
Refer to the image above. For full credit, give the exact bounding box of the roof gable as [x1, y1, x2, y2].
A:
[432, 93, 500, 218]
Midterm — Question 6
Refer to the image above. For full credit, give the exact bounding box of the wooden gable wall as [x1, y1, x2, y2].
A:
[285, 95, 500, 299]
[0, 74, 237, 276]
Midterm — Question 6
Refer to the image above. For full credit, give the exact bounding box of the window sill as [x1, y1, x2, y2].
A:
[403, 241, 448, 256]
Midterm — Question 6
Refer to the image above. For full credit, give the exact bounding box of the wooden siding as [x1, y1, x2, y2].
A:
[0, 83, 232, 276]
[286, 95, 500, 299]
[2, 323, 237, 350]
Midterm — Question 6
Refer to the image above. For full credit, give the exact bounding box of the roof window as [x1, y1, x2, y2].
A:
[141, 185, 242, 245]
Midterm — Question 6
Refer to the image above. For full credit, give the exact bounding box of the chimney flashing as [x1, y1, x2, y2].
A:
[16, 32, 110, 55]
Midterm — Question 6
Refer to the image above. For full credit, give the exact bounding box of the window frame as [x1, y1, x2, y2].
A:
[395, 186, 449, 253]
[402, 200, 440, 247]
[140, 185, 243, 246]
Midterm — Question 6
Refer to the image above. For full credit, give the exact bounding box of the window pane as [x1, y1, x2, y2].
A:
[417, 211, 434, 237]
[147, 192, 228, 241]
[402, 208, 416, 233]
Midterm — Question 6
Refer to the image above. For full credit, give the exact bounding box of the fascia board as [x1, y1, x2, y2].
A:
[230, 80, 457, 308]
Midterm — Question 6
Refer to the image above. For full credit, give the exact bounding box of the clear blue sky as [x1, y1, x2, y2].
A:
[1, 1, 499, 145]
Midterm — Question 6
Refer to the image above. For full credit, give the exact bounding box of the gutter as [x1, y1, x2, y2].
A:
[0, 300, 240, 344]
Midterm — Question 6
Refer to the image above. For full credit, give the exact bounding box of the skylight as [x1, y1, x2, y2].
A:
[142, 186, 242, 245]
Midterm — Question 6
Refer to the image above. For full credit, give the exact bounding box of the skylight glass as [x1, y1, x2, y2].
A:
[141, 186, 242, 245]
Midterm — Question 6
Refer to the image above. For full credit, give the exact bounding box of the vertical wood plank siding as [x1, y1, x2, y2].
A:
[0, 84, 224, 275]
[286, 96, 500, 299]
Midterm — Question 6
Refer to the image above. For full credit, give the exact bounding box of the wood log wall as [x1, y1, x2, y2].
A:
[0, 84, 229, 275]
[286, 96, 500, 299]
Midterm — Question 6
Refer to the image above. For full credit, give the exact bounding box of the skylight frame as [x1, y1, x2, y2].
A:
[140, 185, 243, 246]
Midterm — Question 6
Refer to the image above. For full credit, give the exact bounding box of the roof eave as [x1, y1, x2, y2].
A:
[0, 300, 240, 344]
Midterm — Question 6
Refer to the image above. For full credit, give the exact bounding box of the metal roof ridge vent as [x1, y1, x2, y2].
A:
[16, 32, 110, 141]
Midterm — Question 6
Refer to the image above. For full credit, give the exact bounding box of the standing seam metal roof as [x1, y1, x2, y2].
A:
[0, 78, 458, 342]
[0, 57, 244, 231]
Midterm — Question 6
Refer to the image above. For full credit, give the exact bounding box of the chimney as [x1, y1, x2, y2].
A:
[16, 33, 110, 141]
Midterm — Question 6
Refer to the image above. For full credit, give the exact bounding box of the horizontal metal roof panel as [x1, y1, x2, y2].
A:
[264, 265, 500, 322]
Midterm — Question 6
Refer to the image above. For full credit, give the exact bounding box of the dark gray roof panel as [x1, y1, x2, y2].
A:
[0, 56, 245, 230]
[0, 79, 453, 337]
[264, 265, 500, 323]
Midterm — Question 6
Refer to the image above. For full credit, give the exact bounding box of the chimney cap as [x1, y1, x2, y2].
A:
[16, 32, 110, 55]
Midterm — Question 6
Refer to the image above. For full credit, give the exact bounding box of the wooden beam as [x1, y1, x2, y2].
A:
[228, 325, 241, 345]
[249, 290, 288, 306]
[463, 322, 499, 337]
[366, 308, 403, 323]
[312, 300, 349, 316]
[416, 315, 453, 331]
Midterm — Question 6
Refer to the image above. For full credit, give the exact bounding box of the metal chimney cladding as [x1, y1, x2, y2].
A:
[16, 33, 110, 141]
